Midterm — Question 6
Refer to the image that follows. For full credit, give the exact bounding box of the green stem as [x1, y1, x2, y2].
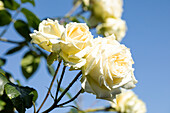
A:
[32, 101, 36, 113]
[36, 61, 62, 113]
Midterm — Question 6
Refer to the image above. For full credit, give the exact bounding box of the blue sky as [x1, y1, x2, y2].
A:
[0, 0, 170, 113]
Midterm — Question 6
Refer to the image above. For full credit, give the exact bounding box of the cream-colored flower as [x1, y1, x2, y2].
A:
[90, 0, 123, 21]
[30, 19, 65, 52]
[97, 18, 127, 42]
[59, 22, 93, 69]
[0, 1, 4, 10]
[81, 35, 137, 101]
[111, 90, 147, 113]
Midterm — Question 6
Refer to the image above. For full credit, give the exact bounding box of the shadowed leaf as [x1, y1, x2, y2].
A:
[21, 51, 40, 79]
[4, 83, 38, 113]
[14, 20, 31, 41]
[21, 8, 40, 30]
[21, 0, 35, 6]
[2, 0, 20, 10]
[0, 10, 12, 26]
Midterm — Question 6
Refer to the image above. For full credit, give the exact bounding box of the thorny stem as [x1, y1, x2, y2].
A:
[36, 61, 62, 113]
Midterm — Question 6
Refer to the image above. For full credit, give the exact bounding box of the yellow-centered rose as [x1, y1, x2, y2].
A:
[59, 23, 93, 69]
[0, 1, 4, 10]
[111, 90, 147, 113]
[90, 0, 123, 21]
[81, 35, 137, 101]
[97, 18, 127, 42]
[30, 19, 65, 52]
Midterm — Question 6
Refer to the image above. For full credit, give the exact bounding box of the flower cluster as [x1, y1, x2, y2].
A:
[111, 90, 147, 113]
[30, 19, 137, 101]
[83, 0, 127, 42]
[0, 1, 4, 10]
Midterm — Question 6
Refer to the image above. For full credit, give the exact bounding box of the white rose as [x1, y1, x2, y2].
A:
[30, 19, 65, 52]
[0, 1, 4, 10]
[111, 90, 147, 113]
[81, 35, 137, 101]
[59, 22, 93, 69]
[90, 0, 123, 21]
[97, 18, 127, 42]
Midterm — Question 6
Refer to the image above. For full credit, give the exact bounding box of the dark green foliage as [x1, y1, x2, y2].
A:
[0, 10, 12, 26]
[21, 8, 40, 30]
[14, 20, 31, 41]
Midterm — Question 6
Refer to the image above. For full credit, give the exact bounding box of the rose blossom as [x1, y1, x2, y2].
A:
[81, 35, 137, 101]
[90, 0, 123, 21]
[97, 18, 127, 42]
[30, 19, 65, 52]
[111, 90, 147, 113]
[59, 22, 93, 69]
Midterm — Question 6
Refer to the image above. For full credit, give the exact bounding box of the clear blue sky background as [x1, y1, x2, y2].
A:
[0, 0, 170, 113]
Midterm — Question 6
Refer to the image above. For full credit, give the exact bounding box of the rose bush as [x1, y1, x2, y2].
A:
[81, 35, 137, 101]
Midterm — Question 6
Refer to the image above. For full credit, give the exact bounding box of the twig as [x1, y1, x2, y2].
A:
[32, 101, 36, 113]
[36, 61, 62, 113]
[0, 38, 25, 44]
[84, 106, 116, 112]
[55, 66, 67, 100]
[42, 71, 82, 113]
[55, 71, 82, 104]
[65, 0, 82, 17]
[57, 88, 83, 107]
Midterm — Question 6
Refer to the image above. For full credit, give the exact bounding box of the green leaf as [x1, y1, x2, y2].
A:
[2, 0, 20, 10]
[21, 51, 40, 79]
[0, 73, 9, 96]
[5, 45, 24, 55]
[0, 92, 14, 113]
[0, 10, 12, 26]
[21, 0, 35, 6]
[0, 69, 6, 75]
[4, 83, 38, 113]
[47, 52, 58, 66]
[21, 8, 40, 30]
[14, 20, 31, 41]
[0, 100, 6, 111]
[69, 17, 80, 23]
[0, 58, 6, 67]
